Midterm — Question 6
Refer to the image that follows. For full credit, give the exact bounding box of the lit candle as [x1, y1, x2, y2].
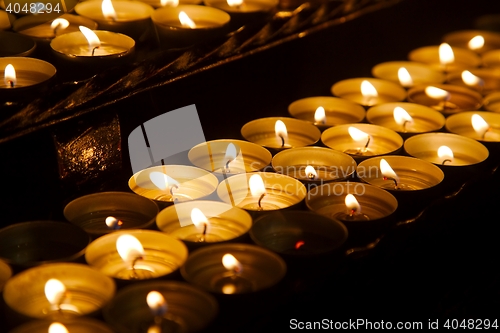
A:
[45, 278, 80, 314]
[146, 291, 168, 332]
[49, 323, 69, 333]
[116, 234, 147, 279]
[190, 208, 214, 242]
[333, 193, 370, 221]
[249, 173, 268, 210]
[408, 44, 481, 72]
[397, 67, 413, 88]
[204, 0, 277, 30]
[344, 126, 371, 155]
[469, 114, 500, 141]
[372, 61, 445, 87]
[443, 30, 500, 54]
[9, 318, 115, 333]
[446, 68, 500, 96]
[437, 146, 454, 165]
[13, 14, 97, 40]
[439, 43, 455, 72]
[331, 77, 406, 107]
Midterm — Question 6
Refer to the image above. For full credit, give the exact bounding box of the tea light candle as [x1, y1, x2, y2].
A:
[408, 43, 481, 72]
[241, 117, 321, 151]
[204, 0, 277, 30]
[188, 139, 272, 177]
[371, 61, 445, 88]
[2, 263, 115, 321]
[85, 230, 188, 281]
[9, 318, 115, 333]
[217, 172, 307, 212]
[271, 146, 357, 184]
[13, 14, 97, 40]
[103, 281, 218, 333]
[181, 243, 286, 294]
[407, 84, 482, 115]
[0, 221, 90, 273]
[0, 31, 36, 57]
[287, 96, 366, 130]
[446, 69, 500, 96]
[331, 78, 407, 107]
[445, 111, 500, 142]
[442, 30, 500, 54]
[74, 0, 155, 41]
[140, 0, 202, 8]
[128, 165, 219, 207]
[250, 211, 348, 258]
[63, 191, 159, 238]
[483, 91, 500, 112]
[156, 200, 253, 245]
[366, 102, 445, 136]
[321, 123, 403, 161]
[152, 5, 231, 49]
[0, 259, 12, 292]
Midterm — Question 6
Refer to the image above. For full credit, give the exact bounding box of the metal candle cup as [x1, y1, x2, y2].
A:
[156, 200, 253, 247]
[0, 260, 12, 292]
[103, 281, 218, 333]
[366, 102, 445, 138]
[241, 117, 321, 152]
[63, 191, 159, 238]
[271, 146, 357, 184]
[331, 78, 407, 107]
[74, 0, 155, 41]
[446, 68, 500, 96]
[442, 30, 500, 54]
[321, 123, 404, 162]
[0, 31, 36, 56]
[9, 318, 114, 333]
[188, 139, 272, 178]
[483, 91, 500, 112]
[2, 263, 115, 322]
[287, 96, 366, 131]
[0, 221, 90, 273]
[181, 243, 286, 294]
[216, 172, 307, 213]
[128, 165, 220, 208]
[204, 0, 277, 30]
[371, 61, 445, 87]
[85, 230, 188, 282]
[140, 0, 202, 8]
[408, 45, 481, 72]
[152, 5, 231, 49]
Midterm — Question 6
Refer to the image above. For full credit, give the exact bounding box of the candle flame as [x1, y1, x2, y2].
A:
[439, 43, 455, 65]
[425, 86, 450, 100]
[161, 0, 179, 6]
[380, 158, 399, 183]
[45, 279, 66, 306]
[147, 291, 168, 316]
[314, 106, 326, 124]
[360, 80, 378, 99]
[179, 11, 196, 29]
[348, 126, 369, 142]
[79, 26, 101, 52]
[345, 194, 361, 213]
[275, 120, 288, 146]
[393, 106, 413, 126]
[249, 174, 266, 197]
[295, 240, 305, 249]
[397, 67, 413, 88]
[149, 172, 179, 191]
[116, 234, 145, 263]
[471, 114, 490, 138]
[106, 216, 123, 229]
[227, 0, 243, 7]
[102, 0, 118, 20]
[4, 64, 16, 88]
[437, 145, 454, 162]
[49, 323, 69, 333]
[225, 143, 237, 162]
[305, 165, 317, 179]
[222, 253, 242, 273]
[190, 207, 209, 232]
[468, 35, 484, 50]
[50, 18, 70, 32]
[461, 70, 482, 86]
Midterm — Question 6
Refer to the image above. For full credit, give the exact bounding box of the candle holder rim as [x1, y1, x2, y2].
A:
[74, 0, 156, 20]
[203, 0, 279, 10]
[151, 4, 231, 29]
[12, 13, 99, 39]
[0, 56, 56, 78]
[287, 96, 366, 124]
[0, 31, 36, 56]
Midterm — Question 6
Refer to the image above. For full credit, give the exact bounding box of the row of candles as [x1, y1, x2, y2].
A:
[2, 24, 500, 333]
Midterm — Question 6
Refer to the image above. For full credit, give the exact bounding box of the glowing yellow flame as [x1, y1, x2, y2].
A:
[105, 216, 122, 228]
[225, 143, 237, 161]
[161, 0, 179, 6]
[179, 11, 196, 29]
[79, 26, 101, 51]
[471, 114, 490, 138]
[275, 120, 288, 146]
[425, 86, 450, 100]
[249, 174, 266, 197]
[116, 234, 145, 263]
[360, 80, 378, 99]
[4, 64, 16, 87]
[398, 67, 413, 88]
[305, 165, 317, 179]
[380, 158, 399, 183]
[461, 70, 482, 86]
[439, 43, 455, 65]
[222, 253, 242, 272]
[149, 172, 179, 191]
[190, 207, 209, 231]
[314, 106, 326, 123]
[393, 106, 413, 126]
[48, 323, 69, 333]
[50, 18, 70, 32]
[468, 35, 484, 50]
[437, 145, 454, 161]
[227, 0, 243, 6]
[348, 126, 369, 142]
[102, 0, 118, 20]
[147, 291, 167, 316]
[345, 194, 361, 213]
[45, 279, 66, 306]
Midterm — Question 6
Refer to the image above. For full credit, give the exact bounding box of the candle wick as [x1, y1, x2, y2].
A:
[225, 159, 232, 173]
[53, 23, 60, 36]
[402, 120, 409, 132]
[383, 176, 399, 189]
[197, 222, 207, 243]
[307, 172, 315, 180]
[364, 136, 371, 149]
[130, 256, 143, 279]
[279, 134, 285, 148]
[169, 184, 179, 198]
[442, 159, 452, 165]
[8, 80, 13, 88]
[91, 46, 99, 56]
[349, 208, 356, 217]
[257, 193, 266, 210]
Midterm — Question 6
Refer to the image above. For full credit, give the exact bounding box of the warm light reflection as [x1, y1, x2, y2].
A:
[222, 253, 242, 273]
[227, 0, 243, 7]
[425, 86, 450, 100]
[275, 120, 288, 146]
[348, 126, 369, 142]
[225, 143, 237, 162]
[45, 279, 66, 307]
[179, 11, 196, 28]
[106, 216, 123, 229]
[305, 165, 317, 180]
[48, 322, 69, 333]
[380, 158, 399, 184]
[468, 35, 484, 50]
[79, 26, 101, 53]
[4, 64, 16, 88]
[360, 80, 378, 100]
[439, 43, 454, 66]
[437, 145, 454, 164]
[149, 171, 179, 191]
[191, 207, 209, 233]
[398, 67, 413, 88]
[249, 174, 266, 197]
[471, 114, 490, 138]
[147, 291, 168, 316]
[50, 18, 70, 33]
[314, 106, 326, 124]
[102, 0, 118, 20]
[461, 70, 482, 86]
[393, 106, 413, 127]
[116, 234, 145, 263]
[161, 0, 179, 6]
[345, 194, 361, 213]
